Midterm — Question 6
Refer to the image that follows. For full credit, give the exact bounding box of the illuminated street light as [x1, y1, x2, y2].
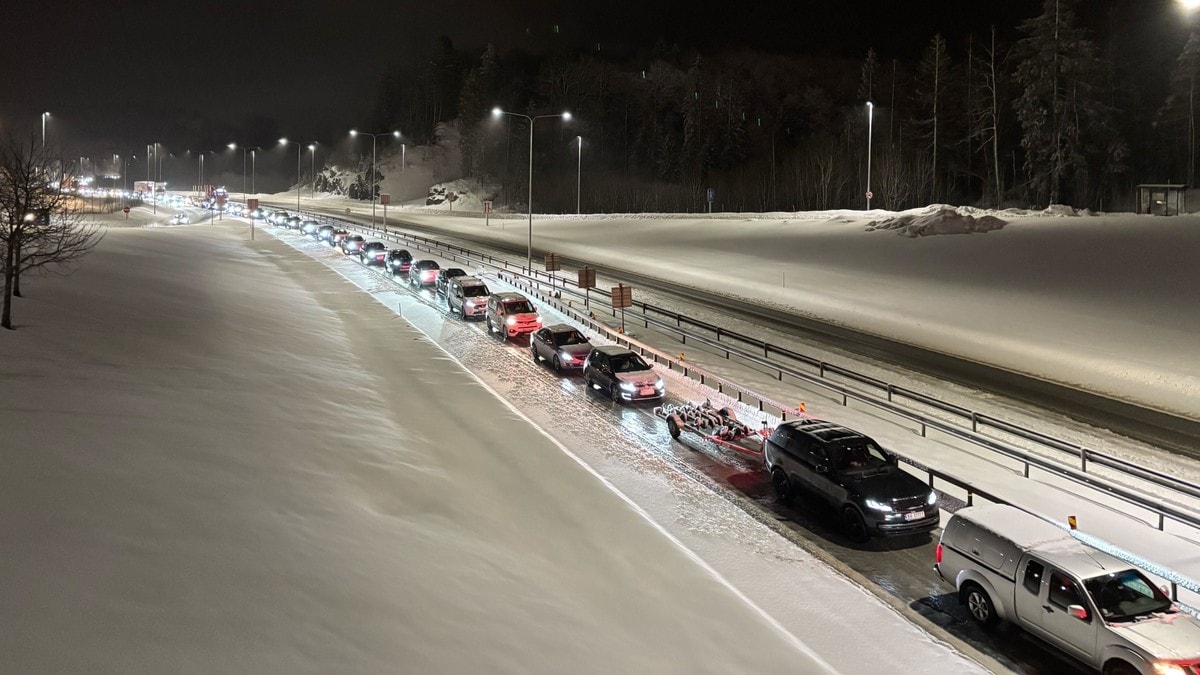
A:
[228, 143, 261, 202]
[308, 144, 317, 201]
[350, 129, 400, 226]
[575, 135, 583, 215]
[279, 138, 313, 213]
[41, 112, 50, 147]
[491, 107, 572, 269]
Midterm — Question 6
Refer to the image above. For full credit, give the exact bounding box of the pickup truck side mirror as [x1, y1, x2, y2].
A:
[1067, 605, 1089, 621]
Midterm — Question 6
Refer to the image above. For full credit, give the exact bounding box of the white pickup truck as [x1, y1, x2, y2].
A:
[935, 503, 1200, 675]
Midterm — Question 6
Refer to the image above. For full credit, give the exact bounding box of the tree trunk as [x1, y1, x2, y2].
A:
[2, 242, 14, 329]
[12, 233, 21, 298]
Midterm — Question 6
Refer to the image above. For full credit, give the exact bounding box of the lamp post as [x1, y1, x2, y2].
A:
[227, 143, 260, 203]
[41, 112, 50, 147]
[349, 129, 400, 227]
[491, 108, 572, 269]
[308, 144, 317, 200]
[279, 138, 311, 213]
[865, 101, 874, 211]
[575, 135, 582, 215]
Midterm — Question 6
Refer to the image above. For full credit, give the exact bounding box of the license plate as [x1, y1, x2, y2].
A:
[639, 387, 655, 396]
[904, 510, 925, 521]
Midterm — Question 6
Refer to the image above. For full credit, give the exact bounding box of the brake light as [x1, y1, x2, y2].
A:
[935, 543, 943, 564]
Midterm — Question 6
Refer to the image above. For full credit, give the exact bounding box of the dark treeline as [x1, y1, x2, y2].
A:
[368, 0, 1198, 213]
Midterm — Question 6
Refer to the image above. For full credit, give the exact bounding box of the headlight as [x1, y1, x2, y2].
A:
[619, 381, 637, 391]
[926, 491, 939, 506]
[654, 377, 664, 389]
[864, 499, 893, 512]
[506, 317, 517, 325]
[1153, 663, 1191, 675]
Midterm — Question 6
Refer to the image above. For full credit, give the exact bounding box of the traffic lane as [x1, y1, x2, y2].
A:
[665, 430, 1092, 675]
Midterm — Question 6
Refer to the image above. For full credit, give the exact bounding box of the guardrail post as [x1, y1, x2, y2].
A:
[1158, 512, 1166, 531]
[820, 362, 826, 378]
[1080, 448, 1088, 473]
[920, 423, 927, 437]
[778, 369, 783, 382]
[1023, 462, 1030, 478]
[887, 384, 893, 402]
[971, 412, 978, 432]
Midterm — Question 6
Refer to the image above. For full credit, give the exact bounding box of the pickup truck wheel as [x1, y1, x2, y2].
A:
[962, 584, 999, 629]
[770, 467, 794, 504]
[1104, 662, 1138, 675]
[842, 507, 870, 543]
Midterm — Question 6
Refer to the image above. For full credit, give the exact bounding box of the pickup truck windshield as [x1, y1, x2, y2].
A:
[1084, 569, 1173, 622]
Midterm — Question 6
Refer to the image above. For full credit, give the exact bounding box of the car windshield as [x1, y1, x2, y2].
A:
[831, 440, 891, 471]
[417, 261, 438, 270]
[610, 353, 650, 373]
[503, 300, 534, 314]
[463, 285, 489, 297]
[1085, 569, 1173, 622]
[444, 269, 466, 278]
[553, 330, 587, 346]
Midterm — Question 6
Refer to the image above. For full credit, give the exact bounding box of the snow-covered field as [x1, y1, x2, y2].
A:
[0, 211, 993, 673]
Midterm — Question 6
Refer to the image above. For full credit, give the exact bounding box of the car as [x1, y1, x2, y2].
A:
[434, 267, 468, 295]
[287, 216, 302, 230]
[317, 224, 335, 241]
[360, 241, 388, 265]
[530, 324, 593, 371]
[271, 211, 290, 226]
[300, 219, 319, 235]
[384, 249, 413, 275]
[763, 419, 939, 542]
[485, 292, 542, 339]
[329, 229, 349, 247]
[446, 276, 490, 319]
[170, 213, 187, 225]
[409, 259, 441, 287]
[340, 234, 366, 255]
[582, 345, 664, 402]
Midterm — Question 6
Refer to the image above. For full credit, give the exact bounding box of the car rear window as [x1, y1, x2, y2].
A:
[464, 285, 489, 297]
[610, 353, 650, 373]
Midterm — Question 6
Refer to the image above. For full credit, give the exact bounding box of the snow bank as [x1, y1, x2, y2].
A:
[867, 205, 1007, 237]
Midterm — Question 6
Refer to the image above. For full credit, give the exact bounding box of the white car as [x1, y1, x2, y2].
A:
[170, 213, 187, 225]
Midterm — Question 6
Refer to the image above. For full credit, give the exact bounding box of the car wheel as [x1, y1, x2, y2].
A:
[770, 467, 793, 503]
[842, 506, 870, 543]
[552, 355, 562, 372]
[962, 584, 999, 629]
[667, 415, 682, 439]
[1104, 662, 1139, 675]
[609, 382, 621, 403]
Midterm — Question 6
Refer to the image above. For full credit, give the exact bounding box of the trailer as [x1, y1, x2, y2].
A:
[654, 400, 773, 459]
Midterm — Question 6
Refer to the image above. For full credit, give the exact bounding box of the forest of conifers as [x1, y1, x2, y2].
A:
[368, 1, 1200, 213]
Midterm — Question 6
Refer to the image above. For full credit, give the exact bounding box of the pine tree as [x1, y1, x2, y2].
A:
[1158, 32, 1200, 187]
[1012, 0, 1123, 207]
[967, 27, 1009, 207]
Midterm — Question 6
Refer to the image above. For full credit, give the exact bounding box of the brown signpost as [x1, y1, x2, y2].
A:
[611, 283, 633, 333]
[380, 193, 390, 232]
[578, 266, 596, 309]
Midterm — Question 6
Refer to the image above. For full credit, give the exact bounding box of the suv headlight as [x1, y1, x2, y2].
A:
[864, 499, 893, 512]
[654, 377, 664, 390]
[506, 317, 517, 325]
[619, 381, 637, 391]
[926, 491, 939, 506]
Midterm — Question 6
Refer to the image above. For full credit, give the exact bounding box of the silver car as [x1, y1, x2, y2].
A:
[530, 324, 592, 371]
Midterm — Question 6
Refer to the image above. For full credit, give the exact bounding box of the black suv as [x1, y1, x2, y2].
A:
[434, 267, 467, 295]
[317, 224, 336, 242]
[360, 241, 388, 265]
[763, 419, 939, 542]
[384, 249, 412, 275]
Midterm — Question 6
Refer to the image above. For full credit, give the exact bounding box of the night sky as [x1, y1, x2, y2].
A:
[2, 0, 1187, 188]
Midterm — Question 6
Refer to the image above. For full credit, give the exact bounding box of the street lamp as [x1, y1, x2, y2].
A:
[575, 135, 583, 215]
[227, 143, 260, 203]
[865, 101, 874, 211]
[350, 129, 400, 227]
[41, 112, 50, 147]
[279, 138, 311, 213]
[308, 144, 317, 200]
[491, 107, 572, 269]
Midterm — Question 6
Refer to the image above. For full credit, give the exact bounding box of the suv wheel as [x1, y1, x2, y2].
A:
[962, 583, 999, 629]
[609, 382, 621, 403]
[842, 507, 870, 543]
[770, 467, 794, 503]
[552, 355, 562, 372]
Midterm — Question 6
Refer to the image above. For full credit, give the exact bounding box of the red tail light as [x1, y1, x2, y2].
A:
[935, 543, 943, 564]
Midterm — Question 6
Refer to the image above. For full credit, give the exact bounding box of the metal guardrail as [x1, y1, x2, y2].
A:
[277, 204, 1200, 535]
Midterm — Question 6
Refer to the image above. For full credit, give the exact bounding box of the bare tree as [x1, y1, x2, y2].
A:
[0, 134, 104, 330]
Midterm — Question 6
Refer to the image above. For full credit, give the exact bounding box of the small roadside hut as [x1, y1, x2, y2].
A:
[1135, 184, 1187, 215]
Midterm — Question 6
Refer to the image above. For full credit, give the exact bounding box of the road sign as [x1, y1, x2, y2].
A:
[866, 191, 874, 200]
[578, 267, 596, 288]
[544, 253, 561, 272]
[611, 283, 633, 309]
[484, 200, 493, 214]
[447, 191, 458, 202]
[122, 206, 130, 214]
[706, 187, 715, 203]
[247, 198, 259, 210]
[380, 193, 390, 205]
